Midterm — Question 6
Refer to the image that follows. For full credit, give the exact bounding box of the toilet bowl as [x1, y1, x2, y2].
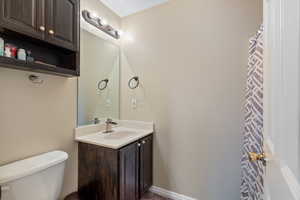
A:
[0, 151, 68, 200]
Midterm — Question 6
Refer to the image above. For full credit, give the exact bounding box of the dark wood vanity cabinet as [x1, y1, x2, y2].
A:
[78, 134, 153, 200]
[120, 141, 139, 200]
[0, 0, 80, 76]
[139, 136, 153, 196]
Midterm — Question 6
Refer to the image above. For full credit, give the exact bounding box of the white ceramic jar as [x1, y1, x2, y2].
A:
[17, 48, 26, 61]
[0, 37, 4, 56]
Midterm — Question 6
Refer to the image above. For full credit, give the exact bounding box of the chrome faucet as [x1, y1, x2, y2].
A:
[103, 118, 118, 133]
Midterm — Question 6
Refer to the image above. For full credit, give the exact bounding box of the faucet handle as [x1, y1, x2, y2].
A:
[106, 118, 113, 123]
[105, 118, 118, 125]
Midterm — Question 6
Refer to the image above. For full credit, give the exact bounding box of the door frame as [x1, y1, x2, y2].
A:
[263, 0, 300, 199]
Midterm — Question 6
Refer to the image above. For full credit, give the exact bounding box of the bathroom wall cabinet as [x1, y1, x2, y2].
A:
[78, 134, 153, 200]
[0, 0, 80, 77]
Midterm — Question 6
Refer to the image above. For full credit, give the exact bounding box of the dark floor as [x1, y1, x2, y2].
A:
[65, 192, 170, 200]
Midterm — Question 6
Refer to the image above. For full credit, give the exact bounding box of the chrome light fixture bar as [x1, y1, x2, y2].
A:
[82, 10, 121, 39]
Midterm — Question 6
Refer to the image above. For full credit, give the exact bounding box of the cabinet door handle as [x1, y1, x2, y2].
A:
[49, 30, 55, 35]
[39, 26, 45, 31]
[142, 140, 146, 144]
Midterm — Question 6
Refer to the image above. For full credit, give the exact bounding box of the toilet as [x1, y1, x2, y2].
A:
[0, 151, 68, 200]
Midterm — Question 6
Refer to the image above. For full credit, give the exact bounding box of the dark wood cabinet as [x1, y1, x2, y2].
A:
[0, 0, 80, 77]
[120, 142, 139, 200]
[0, 0, 45, 40]
[45, 0, 79, 51]
[139, 136, 153, 197]
[78, 134, 153, 200]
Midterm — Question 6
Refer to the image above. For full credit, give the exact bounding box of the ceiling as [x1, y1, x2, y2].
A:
[100, 0, 169, 17]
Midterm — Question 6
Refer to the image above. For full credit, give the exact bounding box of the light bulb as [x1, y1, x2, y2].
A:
[101, 18, 108, 26]
[90, 12, 98, 19]
[118, 30, 124, 36]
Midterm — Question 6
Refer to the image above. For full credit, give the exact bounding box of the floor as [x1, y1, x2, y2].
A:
[140, 192, 171, 200]
[65, 192, 170, 200]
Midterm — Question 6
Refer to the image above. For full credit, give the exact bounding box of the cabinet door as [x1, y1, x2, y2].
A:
[78, 143, 98, 200]
[0, 0, 45, 40]
[120, 142, 139, 200]
[45, 0, 79, 51]
[139, 135, 153, 197]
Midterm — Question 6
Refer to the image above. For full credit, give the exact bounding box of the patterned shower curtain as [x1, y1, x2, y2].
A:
[240, 25, 264, 200]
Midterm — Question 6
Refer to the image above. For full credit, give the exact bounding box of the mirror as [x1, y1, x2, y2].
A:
[78, 29, 120, 126]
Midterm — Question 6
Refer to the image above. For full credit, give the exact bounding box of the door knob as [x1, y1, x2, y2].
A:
[39, 26, 45, 31]
[249, 152, 267, 166]
[49, 30, 55, 35]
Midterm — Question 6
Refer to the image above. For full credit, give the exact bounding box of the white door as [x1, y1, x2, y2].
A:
[263, 0, 300, 199]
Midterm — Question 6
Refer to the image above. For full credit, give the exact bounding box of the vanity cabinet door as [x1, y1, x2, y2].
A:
[139, 135, 153, 197]
[120, 142, 139, 200]
[0, 0, 45, 40]
[78, 143, 98, 200]
[45, 0, 79, 51]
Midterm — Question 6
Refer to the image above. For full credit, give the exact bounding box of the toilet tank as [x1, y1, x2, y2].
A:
[0, 151, 68, 200]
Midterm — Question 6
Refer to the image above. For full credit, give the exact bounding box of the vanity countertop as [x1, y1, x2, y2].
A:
[75, 120, 154, 149]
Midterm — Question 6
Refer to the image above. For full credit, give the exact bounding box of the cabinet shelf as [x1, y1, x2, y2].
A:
[0, 56, 78, 77]
[0, 0, 80, 77]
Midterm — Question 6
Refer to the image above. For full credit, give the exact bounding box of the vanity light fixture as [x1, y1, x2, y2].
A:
[82, 10, 120, 39]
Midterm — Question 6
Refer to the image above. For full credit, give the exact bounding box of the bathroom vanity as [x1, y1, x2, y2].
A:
[75, 121, 154, 200]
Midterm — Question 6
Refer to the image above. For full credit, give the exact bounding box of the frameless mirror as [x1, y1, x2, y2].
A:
[78, 29, 120, 126]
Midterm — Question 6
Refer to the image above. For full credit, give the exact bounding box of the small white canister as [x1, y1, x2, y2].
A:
[17, 48, 26, 61]
[0, 37, 4, 56]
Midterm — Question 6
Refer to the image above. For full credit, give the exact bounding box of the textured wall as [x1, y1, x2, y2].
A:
[121, 0, 263, 199]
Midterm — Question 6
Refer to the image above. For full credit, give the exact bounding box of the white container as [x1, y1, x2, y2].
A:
[17, 49, 26, 61]
[0, 37, 4, 56]
[0, 151, 68, 200]
[4, 46, 11, 58]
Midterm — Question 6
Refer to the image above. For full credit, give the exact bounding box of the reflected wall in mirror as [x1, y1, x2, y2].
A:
[78, 29, 120, 126]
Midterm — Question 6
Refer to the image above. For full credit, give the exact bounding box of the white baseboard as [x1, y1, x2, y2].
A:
[150, 186, 197, 200]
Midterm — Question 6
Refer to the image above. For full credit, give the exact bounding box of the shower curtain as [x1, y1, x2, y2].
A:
[240, 25, 264, 200]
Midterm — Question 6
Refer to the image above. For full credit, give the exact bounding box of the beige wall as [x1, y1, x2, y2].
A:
[121, 0, 262, 199]
[0, 0, 262, 199]
[0, 69, 77, 198]
[0, 0, 121, 199]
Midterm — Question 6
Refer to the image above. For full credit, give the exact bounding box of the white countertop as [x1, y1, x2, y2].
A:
[75, 120, 154, 149]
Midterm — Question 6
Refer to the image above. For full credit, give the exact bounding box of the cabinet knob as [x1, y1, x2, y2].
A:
[49, 30, 55, 35]
[138, 143, 141, 147]
[142, 140, 146, 144]
[39, 26, 45, 31]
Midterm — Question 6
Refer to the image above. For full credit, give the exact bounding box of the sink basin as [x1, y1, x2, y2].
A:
[103, 130, 140, 140]
[75, 127, 153, 149]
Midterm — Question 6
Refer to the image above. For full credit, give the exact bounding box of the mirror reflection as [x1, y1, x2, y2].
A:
[78, 29, 120, 126]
